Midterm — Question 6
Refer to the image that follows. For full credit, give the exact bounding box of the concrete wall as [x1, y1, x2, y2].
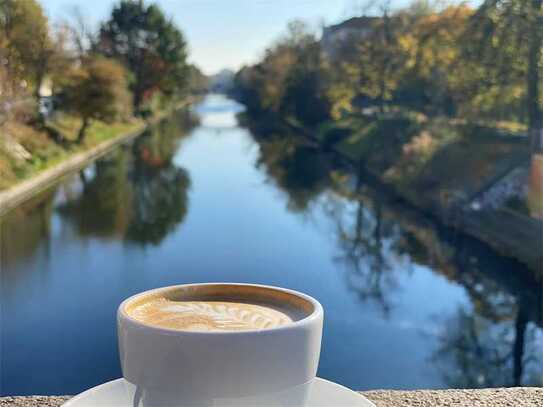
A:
[2, 387, 542, 406]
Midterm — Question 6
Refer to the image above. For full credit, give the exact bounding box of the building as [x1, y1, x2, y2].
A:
[321, 16, 379, 59]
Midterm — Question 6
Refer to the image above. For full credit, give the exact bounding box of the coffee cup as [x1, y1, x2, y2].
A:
[117, 283, 324, 406]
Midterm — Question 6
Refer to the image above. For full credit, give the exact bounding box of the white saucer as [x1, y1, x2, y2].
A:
[63, 377, 375, 407]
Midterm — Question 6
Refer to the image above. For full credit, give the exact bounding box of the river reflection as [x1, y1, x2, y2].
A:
[1, 95, 541, 395]
[57, 113, 193, 245]
[247, 110, 543, 388]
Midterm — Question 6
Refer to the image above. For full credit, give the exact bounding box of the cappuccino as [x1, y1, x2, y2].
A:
[118, 283, 323, 407]
[128, 297, 298, 332]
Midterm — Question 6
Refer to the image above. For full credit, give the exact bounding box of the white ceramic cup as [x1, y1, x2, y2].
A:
[117, 283, 324, 406]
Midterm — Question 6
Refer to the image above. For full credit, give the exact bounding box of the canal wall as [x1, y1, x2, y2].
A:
[368, 163, 543, 276]
[2, 387, 542, 406]
[0, 100, 194, 217]
[328, 141, 543, 274]
[285, 117, 543, 275]
[459, 208, 543, 277]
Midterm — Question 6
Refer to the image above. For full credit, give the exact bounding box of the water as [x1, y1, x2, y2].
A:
[1, 95, 542, 396]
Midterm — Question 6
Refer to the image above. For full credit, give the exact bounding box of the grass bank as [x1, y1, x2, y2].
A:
[316, 114, 541, 273]
[317, 114, 530, 214]
[0, 116, 143, 191]
[243, 109, 540, 272]
[0, 98, 194, 214]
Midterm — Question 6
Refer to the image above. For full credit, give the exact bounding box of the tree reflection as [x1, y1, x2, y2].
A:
[0, 189, 56, 268]
[61, 150, 133, 238]
[256, 137, 335, 212]
[433, 304, 542, 388]
[58, 112, 193, 245]
[126, 135, 190, 244]
[249, 117, 543, 386]
[325, 188, 399, 316]
[374, 186, 543, 387]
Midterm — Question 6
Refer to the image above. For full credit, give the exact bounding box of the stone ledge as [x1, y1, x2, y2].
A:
[1, 388, 542, 406]
[362, 387, 543, 406]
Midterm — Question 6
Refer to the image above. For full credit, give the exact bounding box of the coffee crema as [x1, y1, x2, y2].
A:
[128, 298, 296, 332]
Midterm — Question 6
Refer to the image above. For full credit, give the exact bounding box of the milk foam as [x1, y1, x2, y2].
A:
[128, 298, 295, 332]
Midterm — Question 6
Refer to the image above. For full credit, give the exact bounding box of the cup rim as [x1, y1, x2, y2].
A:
[118, 282, 324, 335]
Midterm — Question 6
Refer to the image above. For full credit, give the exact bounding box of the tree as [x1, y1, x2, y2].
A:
[397, 5, 473, 116]
[361, 10, 408, 113]
[0, 0, 53, 105]
[186, 65, 209, 95]
[467, 0, 543, 218]
[279, 24, 331, 126]
[96, 0, 188, 112]
[323, 10, 410, 116]
[468, 0, 542, 148]
[59, 56, 131, 143]
[234, 21, 330, 126]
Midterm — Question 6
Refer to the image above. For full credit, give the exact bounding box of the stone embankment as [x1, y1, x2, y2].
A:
[1, 387, 543, 406]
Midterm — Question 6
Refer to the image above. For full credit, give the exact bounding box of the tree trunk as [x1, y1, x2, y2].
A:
[527, 0, 543, 153]
[77, 117, 90, 144]
[133, 87, 143, 112]
[512, 306, 528, 386]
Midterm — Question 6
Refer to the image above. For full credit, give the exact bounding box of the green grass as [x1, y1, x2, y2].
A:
[48, 114, 143, 146]
[0, 115, 144, 191]
[321, 113, 531, 211]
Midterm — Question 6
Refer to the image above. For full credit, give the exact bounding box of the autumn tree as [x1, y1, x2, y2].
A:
[467, 0, 542, 148]
[466, 0, 543, 218]
[361, 12, 409, 112]
[0, 0, 54, 105]
[324, 12, 410, 117]
[59, 56, 131, 143]
[396, 5, 473, 116]
[235, 21, 330, 126]
[279, 22, 330, 126]
[96, 0, 188, 112]
[235, 39, 298, 115]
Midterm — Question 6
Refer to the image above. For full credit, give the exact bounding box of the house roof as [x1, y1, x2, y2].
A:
[326, 16, 379, 33]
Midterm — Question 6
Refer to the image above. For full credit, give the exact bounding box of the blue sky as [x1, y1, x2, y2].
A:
[41, 0, 478, 75]
[41, 0, 363, 75]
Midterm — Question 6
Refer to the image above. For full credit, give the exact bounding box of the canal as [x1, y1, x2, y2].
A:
[1, 95, 541, 396]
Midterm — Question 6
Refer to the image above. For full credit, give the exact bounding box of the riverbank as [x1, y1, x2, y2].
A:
[2, 387, 542, 406]
[321, 115, 542, 274]
[243, 111, 542, 274]
[0, 99, 194, 216]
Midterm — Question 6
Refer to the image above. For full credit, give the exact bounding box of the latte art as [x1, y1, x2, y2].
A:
[129, 298, 295, 331]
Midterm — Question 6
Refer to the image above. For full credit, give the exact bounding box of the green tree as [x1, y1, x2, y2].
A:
[59, 56, 131, 143]
[96, 0, 188, 112]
